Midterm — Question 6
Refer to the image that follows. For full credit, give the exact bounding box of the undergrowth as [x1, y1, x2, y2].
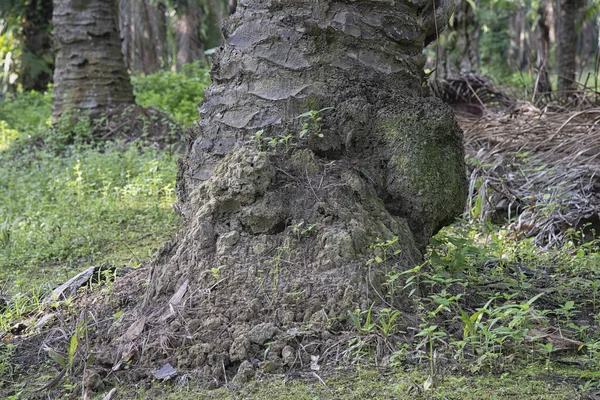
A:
[0, 71, 194, 326]
[345, 220, 600, 397]
[2, 75, 600, 398]
[131, 61, 211, 126]
[0, 141, 180, 294]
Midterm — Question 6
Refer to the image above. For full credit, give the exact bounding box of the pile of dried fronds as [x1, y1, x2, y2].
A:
[430, 73, 515, 116]
[461, 106, 600, 247]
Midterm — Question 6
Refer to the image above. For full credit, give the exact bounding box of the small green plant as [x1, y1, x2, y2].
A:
[208, 265, 224, 280]
[291, 221, 317, 240]
[376, 308, 401, 337]
[296, 107, 332, 139]
[537, 342, 554, 367]
[556, 300, 578, 325]
[367, 236, 400, 273]
[348, 305, 377, 335]
[415, 324, 447, 387]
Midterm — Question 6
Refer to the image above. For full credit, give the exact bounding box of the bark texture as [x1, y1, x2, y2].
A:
[178, 0, 465, 249]
[52, 0, 134, 116]
[557, 0, 584, 99]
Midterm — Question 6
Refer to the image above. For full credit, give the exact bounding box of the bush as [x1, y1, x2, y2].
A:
[131, 61, 211, 126]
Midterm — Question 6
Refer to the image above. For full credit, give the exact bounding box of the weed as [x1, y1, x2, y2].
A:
[290, 221, 317, 241]
[296, 107, 332, 139]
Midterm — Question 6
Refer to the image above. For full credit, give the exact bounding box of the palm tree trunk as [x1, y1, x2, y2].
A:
[557, 0, 584, 99]
[52, 0, 134, 116]
[174, 0, 205, 70]
[141, 0, 466, 382]
[119, 0, 167, 74]
[176, 0, 466, 257]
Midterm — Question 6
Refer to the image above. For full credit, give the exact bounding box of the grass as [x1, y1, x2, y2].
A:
[0, 142, 180, 293]
[95, 363, 580, 399]
[0, 79, 186, 340]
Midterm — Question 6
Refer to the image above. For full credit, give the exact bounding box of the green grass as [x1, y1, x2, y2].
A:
[0, 74, 191, 297]
[95, 363, 580, 400]
[0, 142, 180, 293]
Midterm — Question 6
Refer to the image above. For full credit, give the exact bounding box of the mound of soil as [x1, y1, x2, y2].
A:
[84, 146, 425, 388]
[87, 105, 186, 151]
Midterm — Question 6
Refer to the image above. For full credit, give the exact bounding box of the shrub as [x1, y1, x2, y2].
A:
[131, 61, 211, 126]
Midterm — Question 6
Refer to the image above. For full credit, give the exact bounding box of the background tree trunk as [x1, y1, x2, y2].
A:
[21, 0, 53, 91]
[119, 0, 167, 74]
[173, 0, 205, 70]
[557, 0, 584, 99]
[52, 0, 134, 116]
[534, 0, 553, 102]
[204, 0, 227, 49]
[227, 0, 236, 15]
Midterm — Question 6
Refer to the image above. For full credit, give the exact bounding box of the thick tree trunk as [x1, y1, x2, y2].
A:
[21, 0, 54, 92]
[133, 0, 466, 384]
[557, 0, 584, 99]
[177, 0, 464, 248]
[119, 0, 167, 74]
[52, 0, 134, 116]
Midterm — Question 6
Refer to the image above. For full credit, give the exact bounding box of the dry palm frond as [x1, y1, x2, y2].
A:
[461, 107, 600, 248]
[430, 73, 515, 116]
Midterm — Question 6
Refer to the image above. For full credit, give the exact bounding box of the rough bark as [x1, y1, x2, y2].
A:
[176, 0, 465, 249]
[119, 0, 167, 74]
[121, 0, 466, 384]
[52, 0, 134, 116]
[557, 0, 584, 99]
[21, 0, 54, 92]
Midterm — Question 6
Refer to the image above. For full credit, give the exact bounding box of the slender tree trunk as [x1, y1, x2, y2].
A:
[557, 0, 584, 99]
[173, 0, 205, 70]
[119, 0, 167, 74]
[534, 0, 553, 102]
[21, 0, 54, 92]
[52, 0, 134, 116]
